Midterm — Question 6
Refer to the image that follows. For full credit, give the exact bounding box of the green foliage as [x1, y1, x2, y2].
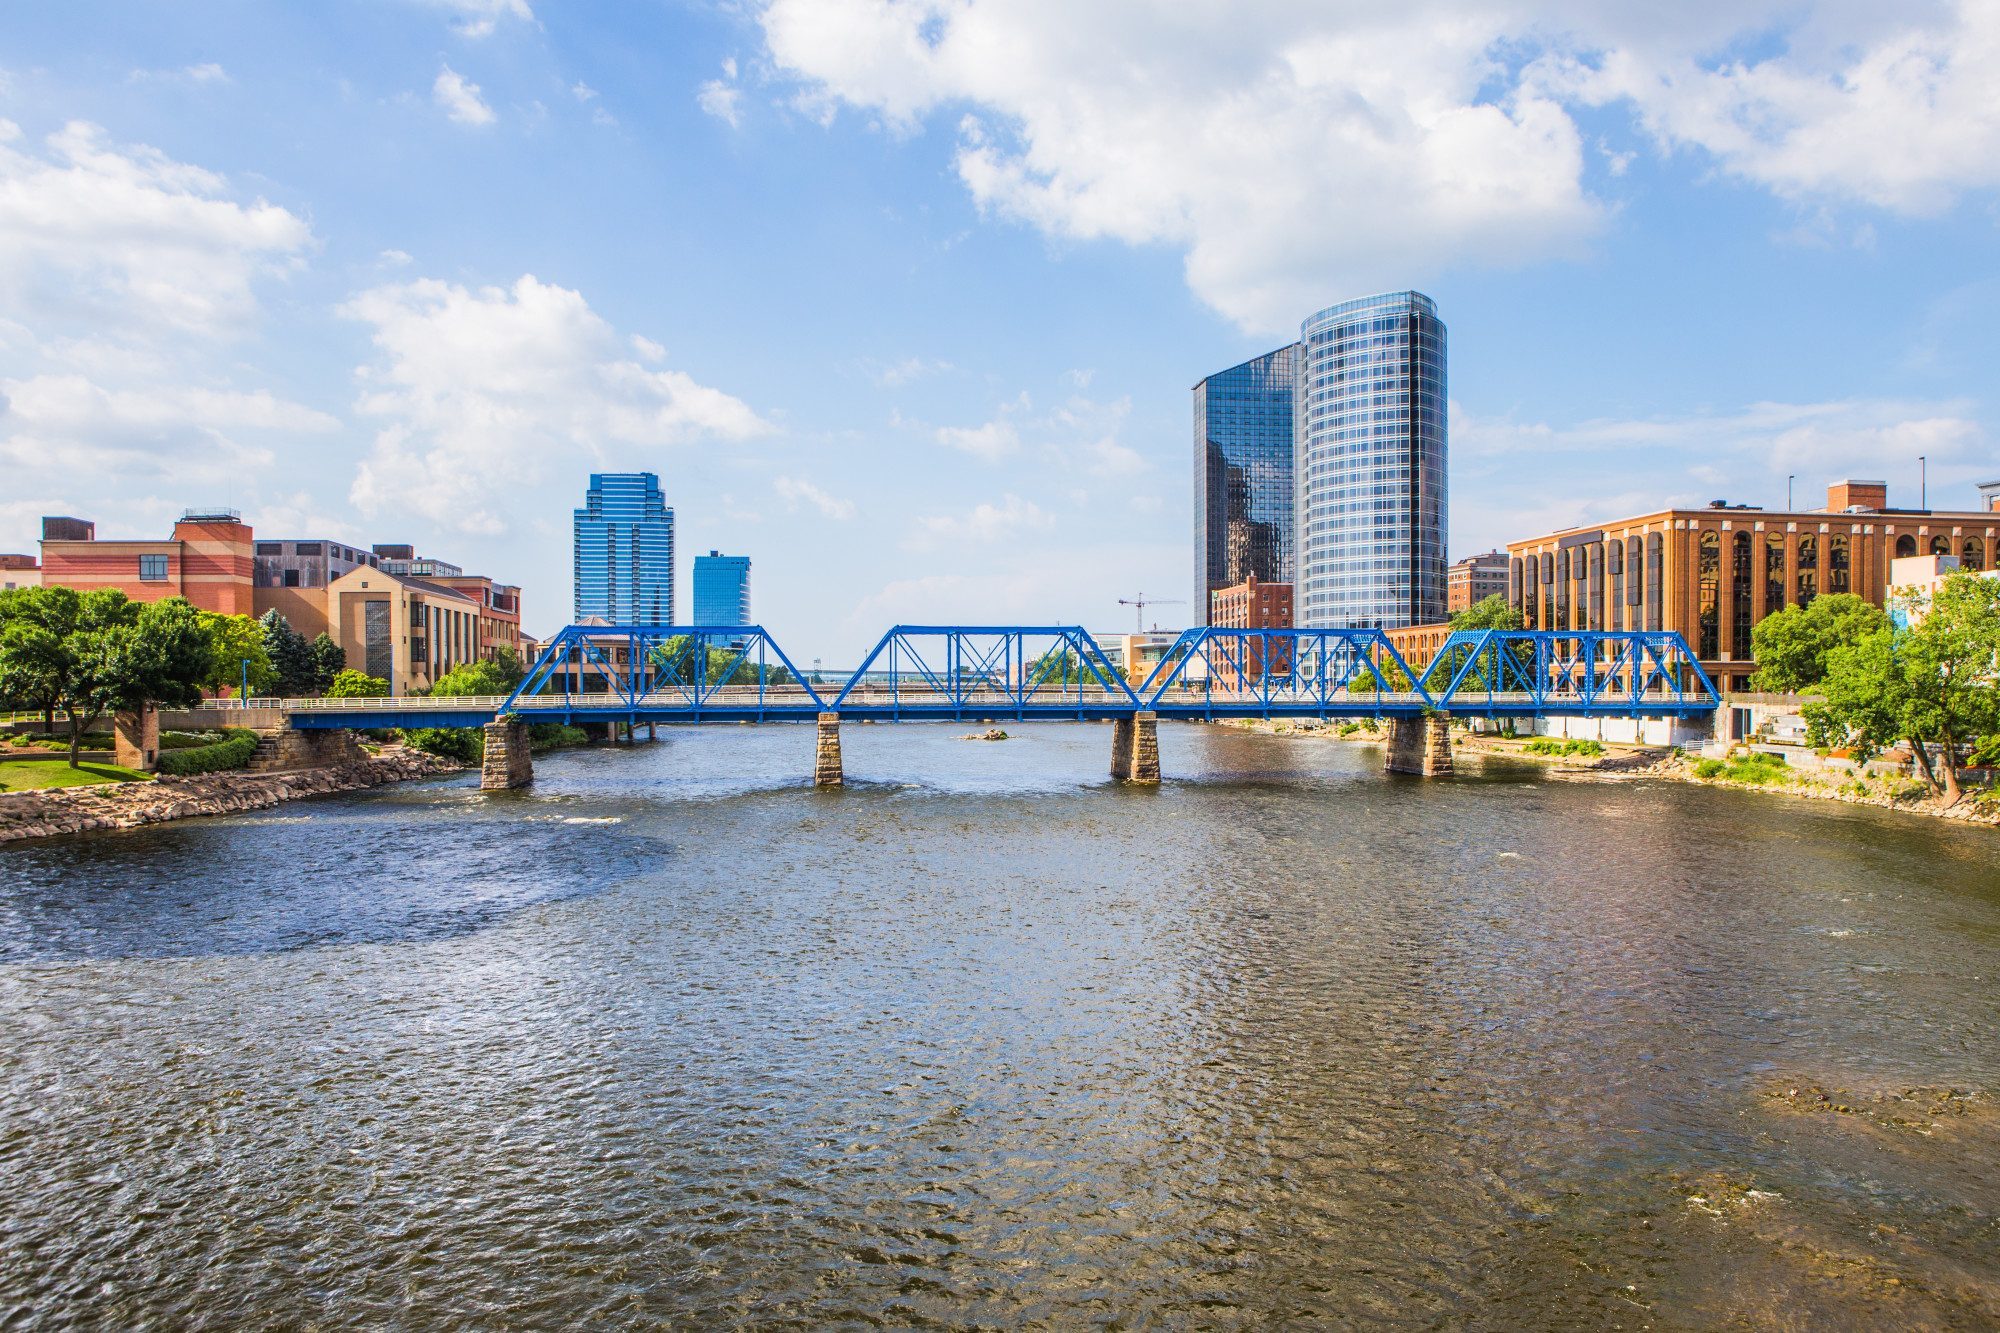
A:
[1449, 594, 1524, 632]
[528, 722, 590, 752]
[648, 637, 796, 688]
[197, 612, 276, 697]
[160, 729, 227, 749]
[259, 610, 318, 696]
[1804, 572, 2000, 801]
[0, 758, 151, 791]
[488, 645, 525, 687]
[1749, 593, 1888, 693]
[428, 659, 518, 697]
[1523, 737, 1605, 757]
[1694, 750, 1789, 785]
[325, 669, 390, 698]
[310, 633, 346, 691]
[404, 726, 482, 762]
[156, 727, 259, 776]
[1971, 735, 2000, 769]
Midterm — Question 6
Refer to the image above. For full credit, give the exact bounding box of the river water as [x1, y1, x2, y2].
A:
[2, 724, 1997, 1328]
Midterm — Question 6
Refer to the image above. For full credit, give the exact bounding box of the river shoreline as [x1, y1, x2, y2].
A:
[0, 748, 466, 845]
[1216, 718, 2000, 828]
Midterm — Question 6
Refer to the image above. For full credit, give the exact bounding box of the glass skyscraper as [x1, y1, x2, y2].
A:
[691, 550, 751, 627]
[1293, 291, 1447, 629]
[573, 472, 675, 624]
[1192, 344, 1298, 620]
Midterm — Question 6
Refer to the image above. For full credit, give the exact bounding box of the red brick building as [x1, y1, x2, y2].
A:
[39, 510, 256, 615]
[1209, 575, 1292, 629]
[1446, 550, 1508, 613]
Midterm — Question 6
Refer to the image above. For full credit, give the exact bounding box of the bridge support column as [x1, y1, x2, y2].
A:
[1386, 715, 1453, 777]
[481, 716, 533, 790]
[1112, 711, 1160, 783]
[113, 705, 159, 772]
[814, 712, 843, 787]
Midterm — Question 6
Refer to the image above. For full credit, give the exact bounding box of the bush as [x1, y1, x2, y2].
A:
[325, 669, 390, 698]
[156, 727, 259, 776]
[528, 723, 590, 753]
[1693, 751, 1789, 785]
[160, 729, 226, 749]
[404, 726, 482, 762]
[1523, 737, 1605, 758]
[1693, 758, 1725, 779]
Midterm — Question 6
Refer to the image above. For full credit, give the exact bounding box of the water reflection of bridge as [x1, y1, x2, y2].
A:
[272, 624, 1718, 789]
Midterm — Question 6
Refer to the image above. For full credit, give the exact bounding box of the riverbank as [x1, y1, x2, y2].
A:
[0, 747, 464, 844]
[1218, 718, 2000, 827]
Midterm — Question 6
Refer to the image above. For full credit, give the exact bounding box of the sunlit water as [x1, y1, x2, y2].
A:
[3, 724, 1997, 1327]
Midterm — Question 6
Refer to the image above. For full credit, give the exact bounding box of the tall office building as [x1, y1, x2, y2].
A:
[573, 472, 675, 624]
[691, 550, 751, 627]
[1192, 345, 1298, 621]
[1293, 291, 1447, 629]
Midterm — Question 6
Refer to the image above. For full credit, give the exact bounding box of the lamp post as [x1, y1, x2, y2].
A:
[1787, 475, 1795, 510]
[240, 658, 250, 703]
[1919, 455, 1927, 509]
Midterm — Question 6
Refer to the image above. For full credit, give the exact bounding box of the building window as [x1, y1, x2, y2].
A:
[1555, 549, 1571, 628]
[1607, 541, 1622, 629]
[1797, 534, 1818, 606]
[1765, 531, 1785, 617]
[284, 569, 300, 588]
[1929, 534, 1950, 557]
[1829, 535, 1850, 594]
[1964, 537, 1985, 571]
[1730, 531, 1753, 658]
[138, 554, 168, 582]
[1645, 534, 1663, 631]
[255, 542, 284, 556]
[1587, 543, 1604, 631]
[295, 541, 323, 556]
[1895, 534, 1917, 559]
[1698, 531, 1721, 659]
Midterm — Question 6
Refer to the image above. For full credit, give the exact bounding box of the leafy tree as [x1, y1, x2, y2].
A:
[259, 610, 317, 696]
[1448, 594, 1524, 631]
[428, 659, 518, 697]
[404, 726, 481, 762]
[0, 589, 210, 766]
[310, 633, 347, 692]
[325, 668, 390, 698]
[1750, 593, 1888, 693]
[1805, 572, 2000, 805]
[488, 645, 525, 688]
[198, 612, 277, 697]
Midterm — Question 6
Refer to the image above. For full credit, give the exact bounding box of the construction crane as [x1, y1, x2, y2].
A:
[1118, 592, 1185, 633]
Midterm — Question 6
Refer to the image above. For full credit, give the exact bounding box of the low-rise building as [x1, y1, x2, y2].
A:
[1887, 554, 2000, 628]
[0, 555, 40, 591]
[326, 566, 488, 696]
[1209, 575, 1292, 629]
[1506, 479, 2000, 691]
[253, 538, 380, 638]
[39, 510, 256, 615]
[1446, 551, 1508, 613]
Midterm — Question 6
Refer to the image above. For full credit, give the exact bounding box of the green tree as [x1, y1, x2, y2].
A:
[1750, 593, 1888, 693]
[1448, 593, 1524, 631]
[310, 633, 347, 692]
[325, 668, 390, 698]
[488, 645, 525, 688]
[428, 659, 517, 697]
[259, 610, 317, 696]
[1805, 573, 2000, 805]
[198, 612, 276, 697]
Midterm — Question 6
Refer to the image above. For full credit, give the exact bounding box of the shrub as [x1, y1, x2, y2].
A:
[1523, 737, 1606, 758]
[404, 726, 482, 762]
[325, 669, 390, 698]
[528, 723, 590, 752]
[1693, 751, 1789, 785]
[159, 729, 226, 750]
[156, 727, 259, 776]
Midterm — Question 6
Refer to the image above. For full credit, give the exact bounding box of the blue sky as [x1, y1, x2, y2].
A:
[2, 0, 1996, 660]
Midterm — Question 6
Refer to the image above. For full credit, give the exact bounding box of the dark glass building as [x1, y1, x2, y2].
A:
[573, 472, 675, 624]
[1192, 344, 1298, 622]
[691, 550, 751, 628]
[1294, 291, 1447, 629]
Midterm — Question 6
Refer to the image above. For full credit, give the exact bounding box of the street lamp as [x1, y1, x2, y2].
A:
[1787, 474, 1795, 510]
[240, 657, 250, 703]
[1919, 455, 1927, 509]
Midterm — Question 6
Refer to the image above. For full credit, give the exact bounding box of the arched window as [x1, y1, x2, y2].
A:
[1731, 531, 1754, 658]
[1627, 537, 1644, 608]
[1895, 534, 1918, 558]
[1645, 534, 1663, 631]
[1829, 534, 1850, 594]
[1963, 537, 1985, 571]
[1555, 548, 1571, 627]
[1698, 530, 1721, 659]
[1588, 543, 1604, 630]
[1607, 539, 1623, 628]
[1929, 534, 1950, 557]
[1797, 534, 1818, 606]
[1765, 532, 1786, 617]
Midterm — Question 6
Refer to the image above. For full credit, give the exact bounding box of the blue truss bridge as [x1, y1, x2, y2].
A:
[266, 623, 1720, 788]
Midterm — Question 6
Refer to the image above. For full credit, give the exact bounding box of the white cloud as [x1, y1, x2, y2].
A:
[934, 418, 1019, 460]
[774, 474, 856, 519]
[343, 274, 770, 534]
[865, 355, 951, 387]
[0, 119, 311, 339]
[759, 0, 2000, 332]
[128, 63, 231, 85]
[908, 493, 1052, 548]
[698, 80, 743, 128]
[416, 0, 534, 39]
[433, 66, 496, 127]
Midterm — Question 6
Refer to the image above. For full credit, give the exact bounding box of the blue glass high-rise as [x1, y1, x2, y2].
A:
[691, 550, 751, 629]
[1294, 291, 1447, 629]
[1192, 344, 1298, 621]
[573, 472, 675, 624]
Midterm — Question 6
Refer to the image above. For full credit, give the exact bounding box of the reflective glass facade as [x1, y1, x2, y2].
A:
[1295, 291, 1447, 629]
[573, 472, 675, 625]
[691, 550, 751, 627]
[1192, 344, 1298, 622]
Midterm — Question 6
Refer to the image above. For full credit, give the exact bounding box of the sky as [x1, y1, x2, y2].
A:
[1, 0, 1996, 662]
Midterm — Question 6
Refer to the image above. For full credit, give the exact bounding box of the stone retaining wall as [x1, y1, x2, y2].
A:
[0, 749, 463, 844]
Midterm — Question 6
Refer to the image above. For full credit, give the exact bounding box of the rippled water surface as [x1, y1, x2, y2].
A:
[4, 724, 1999, 1328]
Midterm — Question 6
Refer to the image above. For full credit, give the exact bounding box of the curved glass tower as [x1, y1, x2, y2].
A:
[573, 472, 675, 625]
[1294, 291, 1447, 629]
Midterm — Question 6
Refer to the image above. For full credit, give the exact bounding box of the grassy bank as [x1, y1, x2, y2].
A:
[0, 759, 152, 792]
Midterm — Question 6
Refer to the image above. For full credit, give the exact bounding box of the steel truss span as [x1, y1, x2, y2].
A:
[279, 624, 1718, 730]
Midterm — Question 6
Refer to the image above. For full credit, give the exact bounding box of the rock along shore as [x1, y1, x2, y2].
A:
[0, 749, 466, 845]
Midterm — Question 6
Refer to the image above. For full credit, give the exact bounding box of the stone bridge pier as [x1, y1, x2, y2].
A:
[814, 712, 843, 786]
[481, 716, 533, 790]
[1111, 711, 1160, 784]
[1385, 715, 1453, 777]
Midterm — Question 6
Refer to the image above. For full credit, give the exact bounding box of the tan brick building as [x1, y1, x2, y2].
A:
[1446, 551, 1508, 613]
[1208, 574, 1293, 629]
[39, 511, 257, 615]
[1507, 479, 2000, 690]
